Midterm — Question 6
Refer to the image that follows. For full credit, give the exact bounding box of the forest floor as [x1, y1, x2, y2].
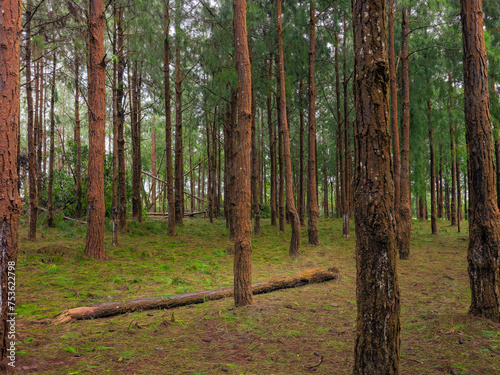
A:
[13, 215, 500, 374]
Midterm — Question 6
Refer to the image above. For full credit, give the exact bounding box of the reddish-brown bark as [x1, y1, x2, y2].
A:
[47, 53, 56, 228]
[85, 0, 107, 260]
[353, 0, 401, 372]
[461, 0, 500, 321]
[276, 0, 301, 256]
[398, 6, 411, 260]
[164, 2, 175, 235]
[233, 0, 254, 307]
[0, 1, 22, 369]
[307, 1, 320, 245]
[428, 100, 438, 234]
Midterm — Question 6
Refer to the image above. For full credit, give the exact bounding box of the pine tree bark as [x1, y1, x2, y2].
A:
[277, 94, 285, 234]
[151, 129, 157, 212]
[307, 1, 320, 245]
[131, 63, 142, 222]
[26, 0, 38, 240]
[449, 73, 457, 226]
[163, 2, 175, 235]
[323, 153, 329, 218]
[47, 53, 56, 228]
[111, 0, 118, 245]
[398, 6, 411, 260]
[276, 0, 301, 256]
[343, 15, 352, 235]
[85, 0, 107, 260]
[428, 100, 438, 234]
[461, 0, 500, 321]
[37, 57, 44, 208]
[389, 0, 400, 219]
[335, 30, 342, 220]
[267, 57, 277, 227]
[117, 7, 127, 232]
[227, 89, 237, 238]
[233, 0, 254, 307]
[251, 88, 261, 235]
[0, 1, 22, 369]
[438, 144, 444, 218]
[353, 0, 400, 372]
[174, 0, 184, 225]
[298, 80, 305, 226]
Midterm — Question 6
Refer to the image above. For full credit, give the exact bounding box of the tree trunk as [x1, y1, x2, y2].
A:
[227, 89, 237, 238]
[0, 1, 22, 368]
[131, 63, 142, 222]
[343, 15, 351, 237]
[438, 144, 444, 218]
[111, 0, 119, 246]
[298, 80, 305, 226]
[85, 0, 107, 260]
[55, 268, 339, 323]
[207, 120, 213, 223]
[277, 94, 285, 234]
[174, 0, 184, 225]
[389, 0, 400, 220]
[163, 2, 175, 235]
[276, 0, 301, 256]
[307, 1, 320, 245]
[461, 0, 500, 321]
[233, 0, 254, 307]
[398, 6, 411, 260]
[37, 57, 44, 209]
[151, 129, 157, 213]
[47, 53, 56, 228]
[251, 88, 261, 235]
[335, 30, 342, 220]
[117, 7, 127, 232]
[449, 73, 458, 226]
[428, 100, 438, 234]
[267, 57, 277, 227]
[26, 0, 37, 240]
[353, 0, 401, 373]
[323, 153, 329, 218]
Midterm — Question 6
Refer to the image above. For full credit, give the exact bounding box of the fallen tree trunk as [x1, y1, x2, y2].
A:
[55, 268, 339, 323]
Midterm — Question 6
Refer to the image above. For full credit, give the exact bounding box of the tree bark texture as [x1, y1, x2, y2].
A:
[428, 100, 438, 234]
[36, 57, 44, 209]
[352, 0, 401, 373]
[174, 0, 184, 225]
[267, 57, 277, 227]
[131, 63, 142, 222]
[164, 2, 175, 236]
[151, 129, 157, 212]
[277, 94, 285, 234]
[0, 1, 22, 369]
[26, 0, 37, 241]
[47, 53, 56, 228]
[55, 269, 339, 323]
[461, 0, 500, 321]
[233, 0, 254, 307]
[307, 1, 320, 245]
[276, 0, 301, 256]
[398, 6, 411, 260]
[251, 88, 261, 235]
[85, 0, 107, 260]
[298, 80, 305, 226]
[117, 7, 127, 232]
[111, 2, 118, 246]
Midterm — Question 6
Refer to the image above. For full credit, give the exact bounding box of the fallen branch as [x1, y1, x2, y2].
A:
[38, 207, 87, 225]
[54, 268, 339, 323]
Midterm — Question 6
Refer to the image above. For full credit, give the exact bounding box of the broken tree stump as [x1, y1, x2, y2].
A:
[54, 268, 339, 323]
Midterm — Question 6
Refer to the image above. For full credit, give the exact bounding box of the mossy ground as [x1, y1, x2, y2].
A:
[14, 216, 500, 374]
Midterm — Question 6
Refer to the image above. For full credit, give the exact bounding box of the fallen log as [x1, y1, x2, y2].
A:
[54, 268, 339, 323]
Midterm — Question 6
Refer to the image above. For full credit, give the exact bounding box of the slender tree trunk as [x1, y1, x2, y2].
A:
[47, 54, 56, 228]
[174, 0, 184, 225]
[428, 100, 438, 234]
[73, 50, 83, 219]
[267, 57, 277, 227]
[37, 57, 44, 208]
[335, 30, 342, 220]
[277, 94, 285, 234]
[233, 0, 254, 307]
[228, 89, 237, 238]
[323, 153, 328, 217]
[207, 119, 213, 222]
[0, 1, 22, 369]
[151, 129, 157, 213]
[26, 0, 37, 240]
[307, 1, 320, 245]
[438, 144, 444, 218]
[389, 0, 400, 219]
[276, 0, 301, 256]
[117, 7, 127, 231]
[298, 80, 305, 226]
[164, 2, 175, 235]
[111, 0, 118, 245]
[398, 6, 411, 260]
[251, 88, 261, 235]
[343, 15, 351, 236]
[131, 63, 142, 222]
[353, 0, 400, 372]
[450, 74, 457, 227]
[85, 0, 107, 260]
[461, 0, 500, 321]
